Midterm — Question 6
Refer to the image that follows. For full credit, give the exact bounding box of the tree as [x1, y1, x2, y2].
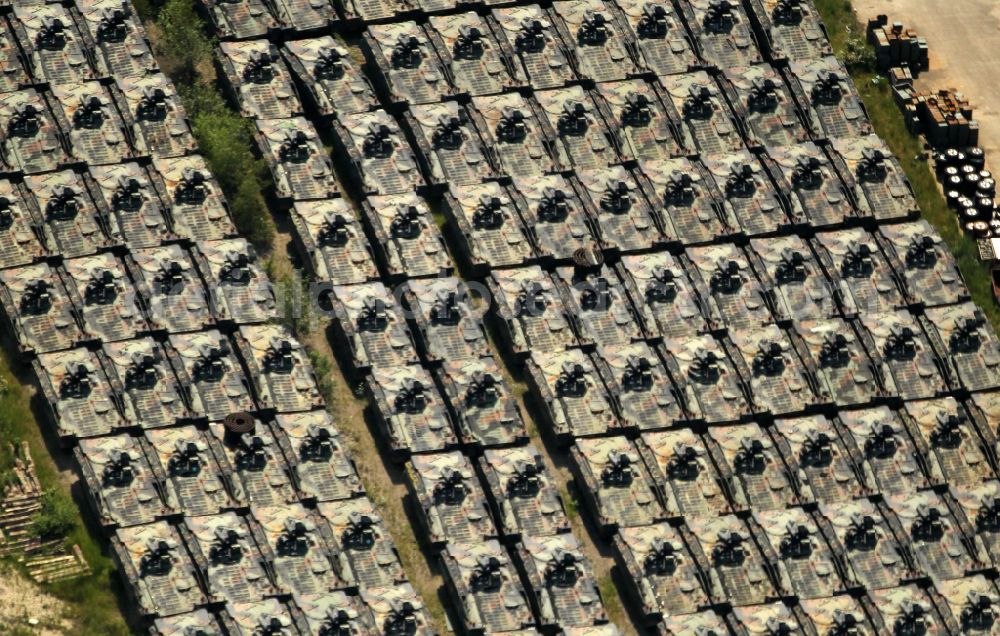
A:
[155, 0, 212, 83]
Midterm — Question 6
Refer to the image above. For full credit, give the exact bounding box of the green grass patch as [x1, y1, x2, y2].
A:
[815, 0, 1000, 331]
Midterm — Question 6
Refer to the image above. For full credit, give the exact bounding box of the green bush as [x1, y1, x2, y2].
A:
[31, 490, 77, 540]
[843, 35, 876, 73]
[153, 0, 212, 83]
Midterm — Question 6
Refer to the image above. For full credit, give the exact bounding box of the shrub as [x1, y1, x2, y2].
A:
[31, 490, 77, 540]
[843, 35, 876, 72]
[154, 0, 212, 83]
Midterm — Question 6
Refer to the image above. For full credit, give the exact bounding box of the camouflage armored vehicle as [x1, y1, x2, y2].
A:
[218, 41, 302, 120]
[317, 497, 407, 589]
[435, 356, 527, 447]
[364, 22, 454, 107]
[791, 318, 890, 407]
[0, 262, 83, 355]
[405, 101, 498, 187]
[971, 391, 1000, 461]
[164, 330, 256, 421]
[117, 74, 198, 160]
[772, 415, 869, 505]
[902, 398, 993, 488]
[720, 64, 810, 147]
[705, 150, 796, 236]
[706, 422, 798, 510]
[686, 514, 780, 606]
[113, 521, 206, 618]
[686, 243, 773, 330]
[333, 0, 416, 25]
[571, 436, 665, 533]
[857, 310, 950, 400]
[548, 0, 639, 82]
[441, 540, 535, 634]
[11, 5, 105, 84]
[812, 227, 907, 314]
[63, 253, 146, 343]
[798, 595, 880, 636]
[24, 170, 122, 259]
[0, 89, 70, 175]
[426, 13, 525, 97]
[102, 338, 192, 430]
[752, 509, 840, 599]
[290, 199, 378, 286]
[660, 72, 746, 155]
[269, 0, 336, 34]
[615, 0, 697, 76]
[89, 163, 172, 249]
[660, 333, 751, 424]
[928, 575, 1000, 636]
[208, 419, 298, 507]
[616, 252, 719, 339]
[360, 585, 434, 636]
[748, 234, 842, 320]
[406, 452, 497, 547]
[878, 221, 969, 308]
[525, 347, 620, 442]
[574, 165, 662, 253]
[76, 434, 176, 528]
[362, 193, 450, 280]
[785, 56, 871, 139]
[594, 79, 688, 162]
[180, 512, 276, 604]
[366, 364, 458, 458]
[291, 591, 378, 636]
[487, 266, 581, 357]
[837, 406, 941, 495]
[49, 81, 140, 166]
[281, 37, 377, 119]
[883, 490, 984, 580]
[816, 499, 913, 591]
[513, 175, 601, 260]
[0, 179, 46, 270]
[235, 325, 321, 414]
[329, 281, 419, 375]
[746, 0, 833, 64]
[75, 0, 156, 79]
[0, 19, 29, 95]
[442, 181, 536, 272]
[829, 136, 918, 222]
[202, 0, 278, 42]
[146, 425, 237, 516]
[683, 0, 762, 69]
[152, 155, 237, 242]
[332, 110, 424, 196]
[220, 599, 300, 636]
[489, 6, 575, 89]
[273, 411, 363, 503]
[636, 157, 738, 246]
[250, 503, 345, 595]
[951, 481, 1000, 568]
[730, 603, 813, 636]
[638, 429, 736, 517]
[869, 584, 950, 636]
[254, 118, 338, 203]
[593, 342, 687, 431]
[152, 610, 226, 636]
[922, 303, 1000, 393]
[659, 610, 728, 636]
[193, 238, 277, 325]
[613, 523, 710, 624]
[478, 445, 570, 538]
[125, 245, 215, 334]
[763, 142, 854, 228]
[518, 534, 606, 629]
[34, 347, 132, 439]
[470, 92, 568, 178]
[554, 264, 643, 346]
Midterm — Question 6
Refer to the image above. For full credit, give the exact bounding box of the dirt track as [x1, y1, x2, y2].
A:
[852, 0, 1000, 157]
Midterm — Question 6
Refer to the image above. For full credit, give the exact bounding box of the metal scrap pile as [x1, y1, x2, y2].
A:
[3, 0, 1000, 635]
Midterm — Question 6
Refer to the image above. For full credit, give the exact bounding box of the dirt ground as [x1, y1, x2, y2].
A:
[852, 0, 1000, 158]
[0, 565, 73, 635]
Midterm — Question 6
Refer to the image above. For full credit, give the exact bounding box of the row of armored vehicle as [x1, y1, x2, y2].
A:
[0, 238, 282, 354]
[652, 579, 997, 636]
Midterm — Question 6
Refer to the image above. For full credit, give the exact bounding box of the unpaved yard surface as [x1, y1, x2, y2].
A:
[852, 0, 1000, 157]
[0, 565, 73, 635]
